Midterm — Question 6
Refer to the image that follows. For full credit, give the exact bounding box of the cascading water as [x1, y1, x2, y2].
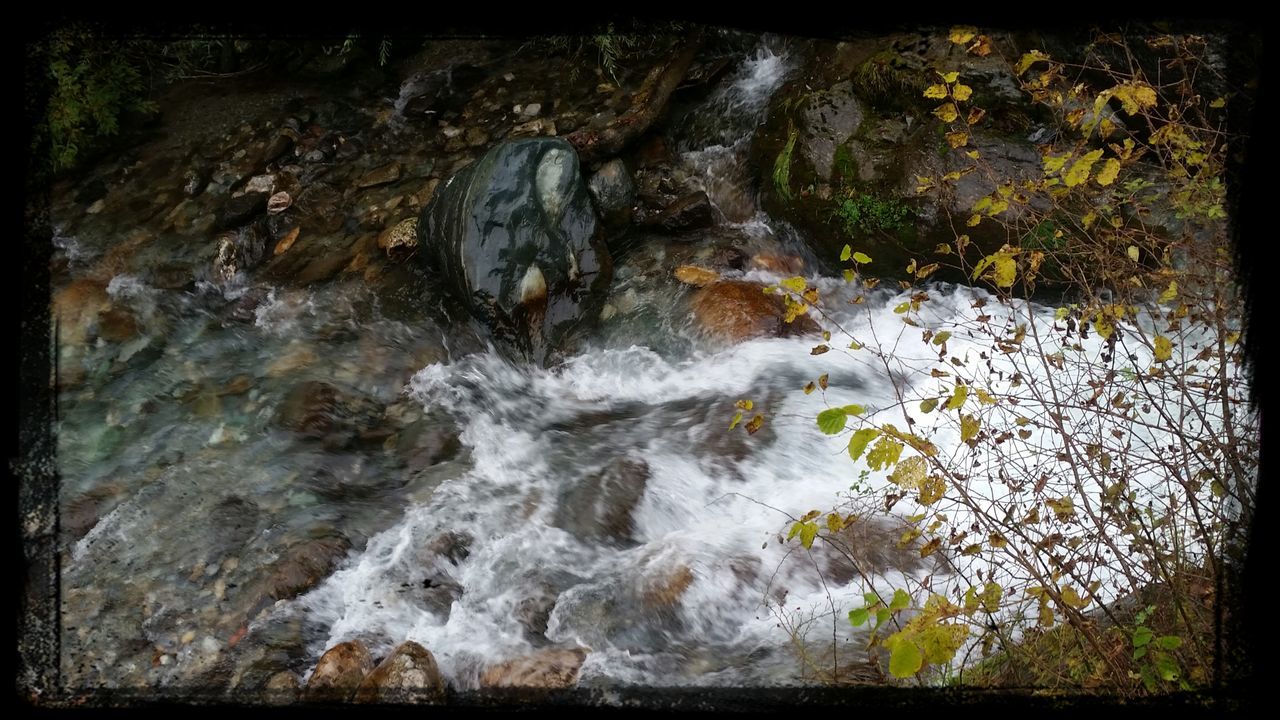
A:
[49, 39, 1249, 694]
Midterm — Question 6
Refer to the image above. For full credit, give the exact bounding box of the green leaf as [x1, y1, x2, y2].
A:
[874, 607, 892, 630]
[787, 522, 802, 540]
[817, 408, 849, 435]
[919, 398, 939, 414]
[852, 252, 872, 264]
[894, 302, 910, 314]
[840, 244, 852, 261]
[728, 412, 743, 431]
[1158, 635, 1182, 650]
[946, 385, 968, 411]
[960, 414, 980, 442]
[932, 331, 952, 346]
[890, 589, 910, 611]
[849, 608, 870, 627]
[1133, 626, 1154, 648]
[840, 404, 866, 416]
[1155, 653, 1179, 682]
[888, 639, 923, 678]
[848, 428, 880, 461]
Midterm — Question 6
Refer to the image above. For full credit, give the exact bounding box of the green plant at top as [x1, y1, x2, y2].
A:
[835, 193, 913, 236]
[42, 27, 157, 172]
[773, 126, 798, 201]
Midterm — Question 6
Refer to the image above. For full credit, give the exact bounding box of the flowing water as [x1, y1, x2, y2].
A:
[51, 42, 1249, 693]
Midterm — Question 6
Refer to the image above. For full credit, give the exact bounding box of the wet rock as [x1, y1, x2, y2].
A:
[267, 191, 292, 214]
[273, 380, 387, 449]
[416, 138, 612, 366]
[819, 515, 951, 583]
[183, 166, 212, 197]
[514, 584, 558, 639]
[262, 532, 352, 603]
[749, 254, 806, 275]
[353, 641, 446, 703]
[416, 573, 464, 618]
[263, 130, 297, 165]
[551, 458, 649, 547]
[587, 158, 635, 228]
[511, 118, 557, 137]
[52, 279, 110, 347]
[393, 416, 462, 469]
[689, 280, 820, 343]
[220, 285, 272, 324]
[357, 162, 402, 189]
[211, 222, 271, 284]
[96, 306, 139, 343]
[245, 174, 276, 194]
[305, 640, 373, 702]
[708, 245, 748, 271]
[673, 265, 720, 287]
[217, 192, 269, 230]
[479, 648, 588, 689]
[263, 670, 301, 702]
[464, 127, 489, 147]
[273, 226, 301, 256]
[642, 564, 695, 609]
[426, 530, 473, 567]
[646, 191, 715, 233]
[377, 217, 419, 260]
[799, 80, 865, 182]
[62, 482, 128, 542]
[293, 183, 345, 234]
[302, 454, 407, 500]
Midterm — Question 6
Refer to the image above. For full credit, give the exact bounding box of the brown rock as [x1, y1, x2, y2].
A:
[642, 565, 695, 609]
[274, 227, 301, 256]
[353, 641, 445, 703]
[263, 670, 300, 703]
[52, 279, 110, 347]
[673, 265, 720, 287]
[305, 640, 374, 701]
[649, 191, 715, 233]
[479, 648, 588, 689]
[357, 163, 403, 189]
[376, 217, 419, 258]
[689, 281, 820, 343]
[267, 191, 292, 214]
[96, 306, 139, 343]
[750, 254, 806, 275]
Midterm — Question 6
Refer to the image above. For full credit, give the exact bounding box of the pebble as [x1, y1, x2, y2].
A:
[181, 630, 196, 645]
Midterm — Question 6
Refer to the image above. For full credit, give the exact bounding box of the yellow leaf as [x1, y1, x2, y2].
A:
[946, 384, 968, 411]
[945, 131, 969, 148]
[1082, 211, 1097, 229]
[889, 456, 927, 490]
[966, 214, 982, 227]
[1153, 335, 1173, 362]
[967, 107, 986, 125]
[918, 475, 946, 506]
[952, 84, 973, 102]
[1210, 97, 1226, 108]
[949, 26, 977, 44]
[1042, 153, 1068, 175]
[1095, 158, 1121, 186]
[941, 71, 960, 84]
[933, 103, 959, 123]
[960, 414, 980, 442]
[1064, 149, 1104, 187]
[1015, 50, 1050, 75]
[923, 84, 949, 99]
[1127, 245, 1140, 262]
[779, 276, 807, 292]
[1111, 81, 1158, 115]
[966, 150, 980, 159]
[1159, 280, 1178, 303]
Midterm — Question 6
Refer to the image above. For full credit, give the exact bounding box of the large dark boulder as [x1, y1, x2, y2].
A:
[416, 138, 612, 365]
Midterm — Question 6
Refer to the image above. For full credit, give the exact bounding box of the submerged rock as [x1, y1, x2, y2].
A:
[479, 647, 589, 689]
[646, 190, 716, 233]
[689, 280, 820, 343]
[587, 158, 635, 228]
[273, 381, 387, 450]
[416, 137, 612, 365]
[551, 458, 649, 547]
